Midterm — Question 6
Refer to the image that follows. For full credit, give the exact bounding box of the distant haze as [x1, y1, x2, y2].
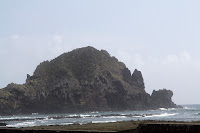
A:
[1, 0, 200, 104]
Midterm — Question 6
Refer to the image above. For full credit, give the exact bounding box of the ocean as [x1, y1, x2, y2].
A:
[0, 104, 200, 128]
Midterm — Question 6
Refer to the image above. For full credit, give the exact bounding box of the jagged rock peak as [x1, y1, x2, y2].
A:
[132, 69, 145, 89]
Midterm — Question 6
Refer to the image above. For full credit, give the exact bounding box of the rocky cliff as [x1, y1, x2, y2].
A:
[0, 46, 178, 115]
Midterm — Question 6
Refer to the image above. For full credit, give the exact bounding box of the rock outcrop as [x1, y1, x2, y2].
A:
[0, 46, 179, 115]
[151, 89, 177, 108]
[132, 69, 145, 89]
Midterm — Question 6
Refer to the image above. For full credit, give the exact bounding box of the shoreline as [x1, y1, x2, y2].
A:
[1, 120, 200, 133]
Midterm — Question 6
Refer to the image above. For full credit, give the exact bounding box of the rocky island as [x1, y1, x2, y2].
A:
[0, 46, 178, 115]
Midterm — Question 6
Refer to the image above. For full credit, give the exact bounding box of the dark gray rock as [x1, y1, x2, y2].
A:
[132, 69, 145, 89]
[0, 46, 179, 115]
[151, 89, 177, 108]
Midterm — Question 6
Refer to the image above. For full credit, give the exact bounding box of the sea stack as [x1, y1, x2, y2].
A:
[0, 46, 179, 115]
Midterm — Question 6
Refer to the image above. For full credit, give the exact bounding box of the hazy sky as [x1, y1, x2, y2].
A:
[1, 0, 200, 104]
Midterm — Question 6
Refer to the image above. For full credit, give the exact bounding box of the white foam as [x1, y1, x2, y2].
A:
[155, 113, 176, 117]
[91, 111, 99, 113]
[159, 108, 176, 111]
[184, 107, 192, 110]
[103, 116, 127, 118]
[92, 120, 116, 123]
[60, 123, 73, 125]
[0, 117, 23, 120]
[159, 108, 167, 110]
[80, 114, 91, 118]
[69, 114, 78, 117]
[43, 116, 54, 120]
[166, 108, 176, 110]
[145, 113, 177, 118]
[0, 116, 38, 120]
[0, 117, 18, 120]
[132, 115, 142, 118]
[6, 121, 36, 128]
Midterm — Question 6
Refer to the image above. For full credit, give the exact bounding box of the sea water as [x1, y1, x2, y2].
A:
[0, 104, 200, 128]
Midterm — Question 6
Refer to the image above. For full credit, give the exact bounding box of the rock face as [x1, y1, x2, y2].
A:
[132, 69, 145, 89]
[0, 46, 179, 115]
[151, 89, 177, 108]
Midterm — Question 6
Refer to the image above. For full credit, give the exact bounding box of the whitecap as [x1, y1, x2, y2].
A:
[155, 113, 177, 117]
[6, 121, 36, 128]
[91, 111, 99, 113]
[168, 108, 175, 110]
[195, 113, 200, 115]
[92, 120, 116, 123]
[103, 116, 127, 118]
[132, 115, 142, 118]
[184, 107, 192, 110]
[80, 114, 91, 118]
[60, 123, 73, 125]
[69, 114, 78, 117]
[159, 108, 167, 110]
[145, 113, 177, 118]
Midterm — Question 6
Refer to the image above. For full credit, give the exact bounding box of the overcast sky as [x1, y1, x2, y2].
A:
[1, 0, 200, 104]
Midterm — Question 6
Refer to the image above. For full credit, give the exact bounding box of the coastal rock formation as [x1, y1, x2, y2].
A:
[151, 89, 177, 108]
[0, 46, 179, 115]
[132, 69, 145, 89]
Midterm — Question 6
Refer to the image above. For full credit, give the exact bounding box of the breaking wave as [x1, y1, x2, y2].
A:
[2, 105, 200, 128]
